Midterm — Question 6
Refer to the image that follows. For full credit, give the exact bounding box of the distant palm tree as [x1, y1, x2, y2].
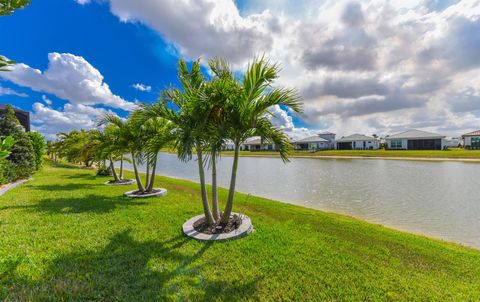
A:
[135, 111, 174, 193]
[100, 113, 147, 192]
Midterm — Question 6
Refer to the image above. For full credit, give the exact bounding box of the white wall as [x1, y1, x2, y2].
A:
[464, 137, 472, 147]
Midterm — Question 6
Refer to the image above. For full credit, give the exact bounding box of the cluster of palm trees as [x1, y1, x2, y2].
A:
[52, 56, 302, 228]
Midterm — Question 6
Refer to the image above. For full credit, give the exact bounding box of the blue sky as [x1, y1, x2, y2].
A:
[1, 0, 480, 139]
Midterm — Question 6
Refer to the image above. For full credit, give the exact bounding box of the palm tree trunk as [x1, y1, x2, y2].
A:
[109, 155, 120, 182]
[131, 152, 145, 192]
[220, 144, 240, 224]
[197, 148, 215, 225]
[119, 155, 124, 180]
[211, 149, 219, 221]
[145, 154, 150, 189]
[147, 152, 158, 192]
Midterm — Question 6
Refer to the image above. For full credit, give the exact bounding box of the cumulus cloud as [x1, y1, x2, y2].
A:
[0, 53, 134, 139]
[0, 52, 136, 111]
[76, 0, 480, 137]
[0, 85, 28, 97]
[132, 83, 152, 92]
[31, 102, 116, 140]
[108, 0, 274, 65]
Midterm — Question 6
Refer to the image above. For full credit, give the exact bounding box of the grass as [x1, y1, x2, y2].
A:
[1, 161, 480, 301]
[223, 148, 480, 160]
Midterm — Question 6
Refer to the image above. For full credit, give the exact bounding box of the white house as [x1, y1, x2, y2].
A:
[241, 137, 276, 151]
[293, 132, 336, 151]
[336, 134, 379, 150]
[386, 129, 446, 150]
[462, 130, 480, 150]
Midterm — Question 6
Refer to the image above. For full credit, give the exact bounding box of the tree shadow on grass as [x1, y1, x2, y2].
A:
[33, 183, 102, 191]
[0, 194, 145, 214]
[2, 230, 261, 301]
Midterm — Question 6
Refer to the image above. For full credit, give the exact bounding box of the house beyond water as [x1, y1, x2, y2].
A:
[462, 130, 480, 150]
[336, 134, 379, 150]
[386, 129, 446, 150]
[293, 132, 336, 151]
[241, 137, 276, 151]
[0, 105, 30, 132]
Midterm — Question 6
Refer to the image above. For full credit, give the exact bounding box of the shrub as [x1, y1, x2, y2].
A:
[96, 165, 113, 176]
[0, 105, 35, 180]
[28, 131, 46, 170]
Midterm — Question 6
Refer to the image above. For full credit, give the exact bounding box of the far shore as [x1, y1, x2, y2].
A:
[158, 148, 480, 163]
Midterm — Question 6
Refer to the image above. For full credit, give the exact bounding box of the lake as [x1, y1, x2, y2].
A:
[127, 152, 480, 248]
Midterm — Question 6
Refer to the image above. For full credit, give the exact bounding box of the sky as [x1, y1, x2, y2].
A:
[1, 0, 480, 140]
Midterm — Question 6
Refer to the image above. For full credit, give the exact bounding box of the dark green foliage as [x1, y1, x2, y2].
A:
[0, 135, 15, 159]
[28, 131, 46, 170]
[0, 0, 30, 16]
[0, 105, 35, 180]
[96, 165, 112, 177]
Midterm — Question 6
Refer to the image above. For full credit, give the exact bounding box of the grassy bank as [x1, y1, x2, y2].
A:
[1, 162, 479, 301]
[224, 148, 480, 160]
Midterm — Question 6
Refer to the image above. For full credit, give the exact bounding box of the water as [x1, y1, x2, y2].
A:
[125, 153, 480, 248]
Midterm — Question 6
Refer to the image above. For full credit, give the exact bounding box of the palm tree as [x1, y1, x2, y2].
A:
[135, 110, 174, 193]
[144, 60, 216, 224]
[215, 56, 303, 224]
[100, 113, 147, 192]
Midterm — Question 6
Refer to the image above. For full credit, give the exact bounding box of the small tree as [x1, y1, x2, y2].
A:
[0, 105, 35, 177]
[28, 131, 46, 170]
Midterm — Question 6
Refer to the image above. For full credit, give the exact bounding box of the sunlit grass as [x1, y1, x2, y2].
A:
[0, 161, 479, 300]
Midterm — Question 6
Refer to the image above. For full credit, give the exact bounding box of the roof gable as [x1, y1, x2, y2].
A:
[387, 129, 445, 139]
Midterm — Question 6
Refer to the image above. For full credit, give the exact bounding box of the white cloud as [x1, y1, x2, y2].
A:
[74, 0, 91, 4]
[31, 102, 116, 140]
[132, 83, 152, 92]
[0, 52, 136, 111]
[0, 53, 135, 139]
[41, 95, 52, 105]
[0, 86, 28, 97]
[77, 0, 480, 137]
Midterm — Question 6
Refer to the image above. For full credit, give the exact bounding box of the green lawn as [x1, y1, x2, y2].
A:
[228, 148, 480, 159]
[1, 162, 480, 301]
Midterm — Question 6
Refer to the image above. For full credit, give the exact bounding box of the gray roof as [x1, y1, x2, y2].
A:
[462, 130, 480, 137]
[387, 129, 445, 139]
[243, 138, 274, 145]
[294, 135, 329, 143]
[317, 131, 335, 135]
[337, 134, 378, 142]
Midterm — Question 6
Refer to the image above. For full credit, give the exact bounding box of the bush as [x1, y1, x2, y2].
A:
[96, 165, 113, 176]
[28, 131, 46, 170]
[0, 105, 35, 177]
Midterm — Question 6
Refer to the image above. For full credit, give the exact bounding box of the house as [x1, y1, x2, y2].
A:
[462, 130, 480, 150]
[386, 129, 446, 150]
[293, 132, 336, 151]
[241, 137, 276, 151]
[222, 140, 235, 151]
[336, 134, 379, 150]
[0, 105, 30, 131]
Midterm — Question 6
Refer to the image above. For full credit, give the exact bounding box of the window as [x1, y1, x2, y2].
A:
[391, 139, 402, 149]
